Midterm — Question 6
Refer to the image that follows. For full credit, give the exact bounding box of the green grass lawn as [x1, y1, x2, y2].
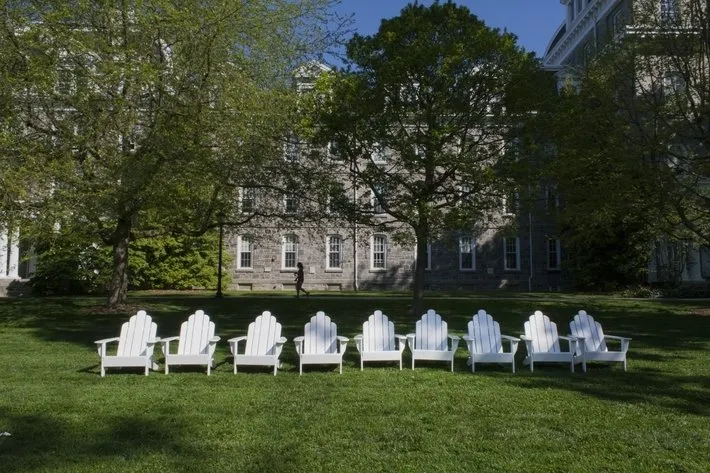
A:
[1, 292, 709, 472]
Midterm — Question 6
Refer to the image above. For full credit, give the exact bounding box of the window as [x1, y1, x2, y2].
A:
[459, 237, 475, 271]
[371, 145, 390, 164]
[282, 234, 298, 269]
[504, 237, 520, 271]
[660, 0, 679, 23]
[285, 137, 301, 162]
[327, 235, 343, 270]
[371, 183, 385, 214]
[237, 236, 253, 269]
[327, 182, 346, 214]
[371, 234, 387, 270]
[545, 185, 559, 210]
[548, 238, 561, 270]
[662, 70, 685, 98]
[503, 191, 519, 215]
[240, 187, 256, 214]
[329, 141, 345, 161]
[612, 8, 626, 36]
[284, 192, 298, 214]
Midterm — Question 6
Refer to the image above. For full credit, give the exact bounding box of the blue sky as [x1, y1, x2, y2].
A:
[331, 0, 565, 58]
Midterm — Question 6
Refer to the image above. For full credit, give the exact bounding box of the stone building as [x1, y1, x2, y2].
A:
[225, 62, 571, 293]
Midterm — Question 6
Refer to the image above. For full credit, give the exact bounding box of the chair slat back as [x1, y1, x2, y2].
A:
[245, 311, 282, 356]
[362, 310, 395, 352]
[117, 311, 157, 357]
[524, 310, 561, 353]
[570, 310, 607, 353]
[178, 310, 215, 355]
[468, 309, 502, 354]
[415, 309, 447, 351]
[303, 311, 337, 354]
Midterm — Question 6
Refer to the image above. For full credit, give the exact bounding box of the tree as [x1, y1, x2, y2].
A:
[308, 2, 544, 312]
[0, 0, 339, 306]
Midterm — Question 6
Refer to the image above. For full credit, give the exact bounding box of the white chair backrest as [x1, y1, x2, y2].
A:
[303, 311, 338, 355]
[468, 309, 503, 354]
[362, 310, 396, 352]
[414, 309, 448, 351]
[245, 311, 282, 356]
[570, 310, 607, 353]
[177, 310, 215, 355]
[117, 310, 157, 357]
[524, 310, 561, 353]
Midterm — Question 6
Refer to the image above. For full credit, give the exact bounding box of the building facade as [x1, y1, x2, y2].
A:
[225, 61, 571, 293]
[543, 0, 710, 285]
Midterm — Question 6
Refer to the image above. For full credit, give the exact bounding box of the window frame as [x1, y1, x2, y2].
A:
[326, 234, 343, 271]
[459, 236, 476, 271]
[237, 235, 254, 270]
[503, 236, 521, 271]
[282, 234, 298, 270]
[547, 238, 561, 271]
[370, 234, 387, 271]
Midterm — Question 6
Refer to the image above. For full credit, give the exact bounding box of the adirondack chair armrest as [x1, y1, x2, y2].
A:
[95, 337, 120, 356]
[276, 336, 288, 345]
[405, 333, 415, 350]
[160, 336, 180, 355]
[519, 335, 534, 354]
[448, 334, 460, 352]
[395, 334, 407, 352]
[293, 336, 305, 356]
[227, 336, 247, 354]
[147, 337, 161, 345]
[500, 335, 520, 342]
[462, 335, 473, 342]
[500, 335, 520, 354]
[353, 334, 363, 352]
[604, 334, 631, 351]
[209, 336, 221, 343]
[337, 336, 349, 353]
[558, 335, 578, 352]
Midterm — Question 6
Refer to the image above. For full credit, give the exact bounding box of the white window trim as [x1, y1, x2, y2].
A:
[548, 238, 561, 271]
[503, 237, 521, 271]
[370, 234, 387, 271]
[282, 234, 298, 270]
[237, 235, 253, 270]
[459, 236, 476, 271]
[239, 187, 255, 214]
[503, 192, 519, 216]
[326, 234, 343, 272]
[371, 184, 385, 214]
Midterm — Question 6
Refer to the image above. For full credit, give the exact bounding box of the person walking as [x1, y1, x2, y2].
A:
[294, 262, 310, 298]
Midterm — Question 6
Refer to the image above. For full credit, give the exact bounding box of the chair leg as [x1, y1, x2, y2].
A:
[233, 362, 237, 375]
[623, 358, 627, 372]
[471, 358, 475, 373]
[360, 358, 364, 371]
[145, 364, 149, 376]
[165, 363, 169, 375]
[339, 361, 342, 375]
[207, 363, 211, 376]
[100, 362, 105, 377]
[273, 363, 278, 376]
[530, 358, 534, 372]
[450, 357, 454, 372]
[411, 357, 415, 370]
[299, 361, 303, 376]
[570, 359, 574, 373]
[511, 359, 515, 374]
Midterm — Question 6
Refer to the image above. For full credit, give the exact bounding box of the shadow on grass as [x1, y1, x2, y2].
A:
[0, 411, 207, 473]
[496, 368, 710, 417]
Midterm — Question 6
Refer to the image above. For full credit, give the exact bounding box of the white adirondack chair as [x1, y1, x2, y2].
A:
[463, 309, 520, 373]
[353, 310, 407, 370]
[94, 310, 160, 377]
[406, 309, 460, 371]
[228, 311, 287, 375]
[520, 310, 577, 372]
[294, 311, 349, 375]
[160, 310, 221, 375]
[569, 310, 631, 372]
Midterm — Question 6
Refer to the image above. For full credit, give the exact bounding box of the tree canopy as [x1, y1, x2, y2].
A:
[309, 1, 546, 311]
[0, 0, 339, 305]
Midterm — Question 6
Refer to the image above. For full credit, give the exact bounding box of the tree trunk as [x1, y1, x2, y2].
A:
[106, 216, 131, 308]
[412, 225, 428, 316]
